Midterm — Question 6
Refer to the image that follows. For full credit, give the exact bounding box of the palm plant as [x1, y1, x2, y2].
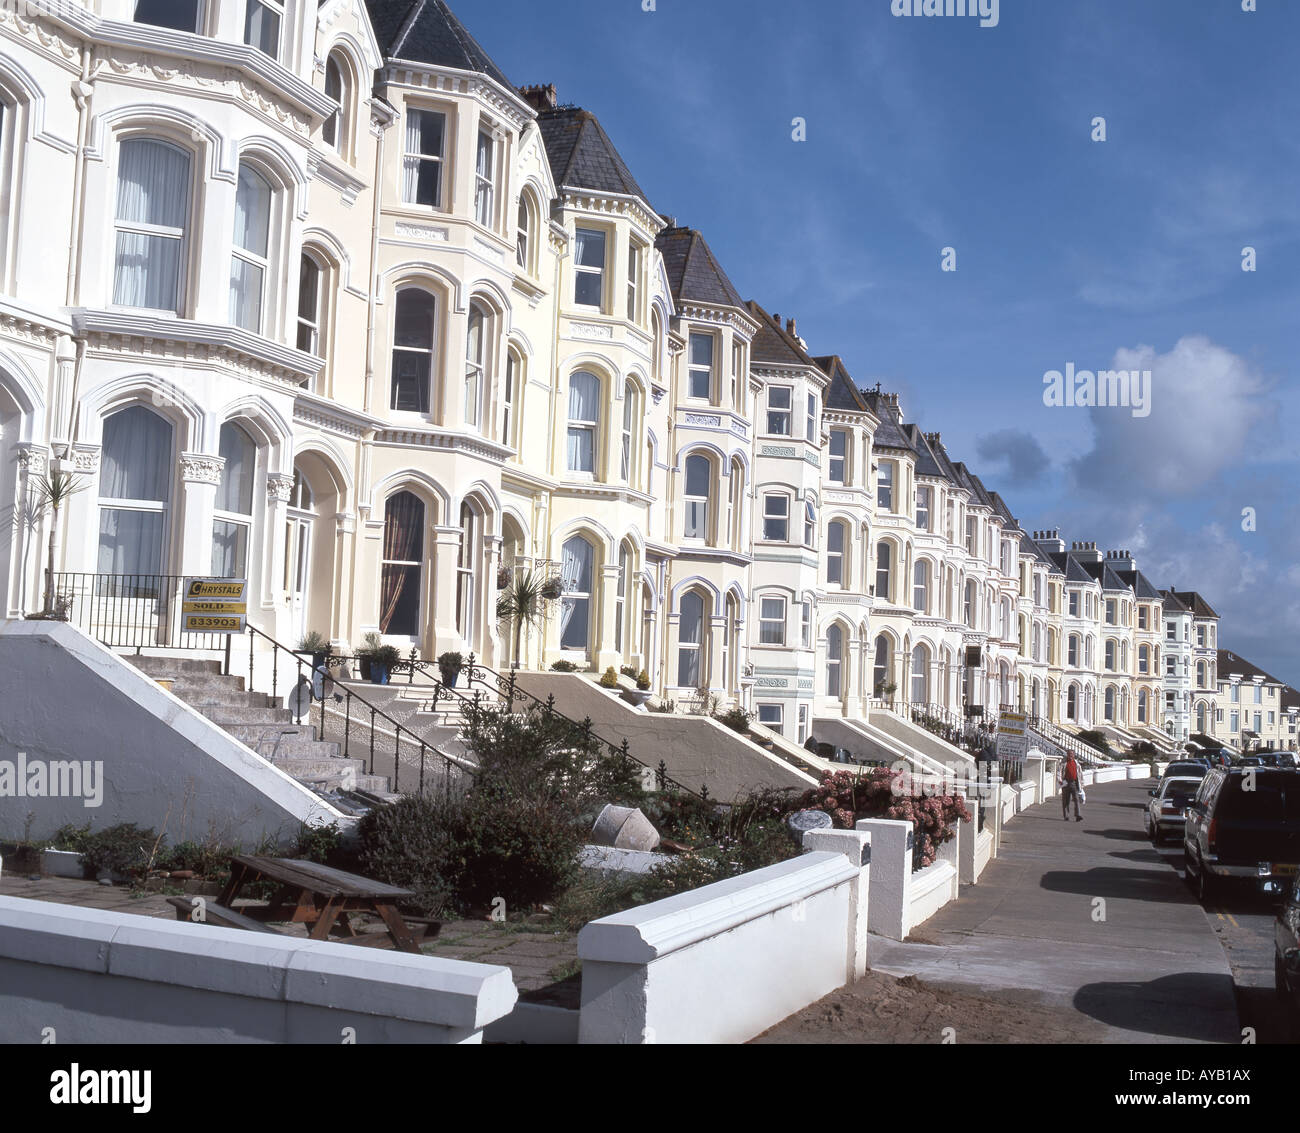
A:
[496, 568, 554, 668]
[34, 467, 84, 615]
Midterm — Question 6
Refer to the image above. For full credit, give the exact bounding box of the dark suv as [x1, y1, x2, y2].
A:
[1277, 874, 1300, 1014]
[1183, 768, 1300, 902]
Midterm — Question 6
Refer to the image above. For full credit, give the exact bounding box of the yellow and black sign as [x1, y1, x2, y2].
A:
[182, 578, 248, 634]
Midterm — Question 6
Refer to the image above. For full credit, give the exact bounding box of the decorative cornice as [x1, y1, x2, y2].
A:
[307, 151, 367, 207]
[679, 303, 762, 340]
[15, 445, 48, 474]
[568, 321, 614, 341]
[180, 452, 224, 485]
[557, 188, 663, 242]
[72, 309, 324, 385]
[381, 64, 532, 132]
[375, 428, 512, 463]
[71, 444, 100, 474]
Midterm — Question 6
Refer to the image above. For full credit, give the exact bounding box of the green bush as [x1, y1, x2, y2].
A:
[636, 670, 651, 691]
[293, 822, 342, 865]
[1077, 729, 1112, 756]
[357, 793, 459, 916]
[79, 824, 158, 879]
[550, 659, 579, 672]
[620, 665, 639, 678]
[598, 666, 619, 689]
[716, 706, 752, 734]
[50, 822, 93, 853]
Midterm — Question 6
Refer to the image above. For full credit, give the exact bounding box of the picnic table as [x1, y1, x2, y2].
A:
[211, 855, 428, 953]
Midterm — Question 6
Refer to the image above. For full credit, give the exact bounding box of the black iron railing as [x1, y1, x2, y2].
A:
[390, 651, 699, 798]
[232, 625, 469, 800]
[52, 572, 227, 650]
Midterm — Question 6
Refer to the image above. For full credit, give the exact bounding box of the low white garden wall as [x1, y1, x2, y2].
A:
[577, 841, 867, 1044]
[0, 895, 516, 1044]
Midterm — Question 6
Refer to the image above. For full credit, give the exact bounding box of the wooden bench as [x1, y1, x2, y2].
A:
[165, 895, 283, 934]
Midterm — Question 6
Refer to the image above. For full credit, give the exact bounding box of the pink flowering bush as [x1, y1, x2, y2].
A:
[796, 768, 971, 868]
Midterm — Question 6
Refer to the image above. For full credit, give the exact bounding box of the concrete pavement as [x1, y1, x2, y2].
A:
[869, 777, 1241, 1043]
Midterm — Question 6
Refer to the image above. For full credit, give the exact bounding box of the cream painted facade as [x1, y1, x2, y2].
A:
[0, 0, 1282, 752]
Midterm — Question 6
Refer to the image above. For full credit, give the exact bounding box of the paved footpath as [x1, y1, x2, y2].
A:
[870, 777, 1241, 1043]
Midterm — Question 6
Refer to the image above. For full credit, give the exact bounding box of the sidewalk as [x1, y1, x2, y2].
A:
[866, 777, 1240, 1043]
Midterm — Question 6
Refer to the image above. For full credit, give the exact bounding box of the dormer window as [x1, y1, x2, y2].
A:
[574, 227, 605, 308]
[135, 0, 202, 32]
[244, 1, 283, 61]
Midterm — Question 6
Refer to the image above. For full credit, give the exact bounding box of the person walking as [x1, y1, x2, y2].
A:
[1059, 753, 1084, 821]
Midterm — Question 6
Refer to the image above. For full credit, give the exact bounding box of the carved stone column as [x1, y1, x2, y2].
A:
[178, 452, 224, 577]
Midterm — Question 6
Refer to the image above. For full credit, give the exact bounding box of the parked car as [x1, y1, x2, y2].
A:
[1184, 768, 1300, 902]
[1145, 776, 1201, 844]
[1277, 873, 1300, 1014]
[1159, 760, 1210, 788]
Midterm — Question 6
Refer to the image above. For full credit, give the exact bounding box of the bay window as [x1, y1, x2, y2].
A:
[828, 429, 848, 484]
[230, 164, 272, 333]
[296, 253, 323, 356]
[913, 559, 929, 612]
[113, 138, 191, 314]
[97, 406, 172, 580]
[323, 54, 346, 153]
[212, 423, 255, 578]
[560, 535, 595, 651]
[244, 0, 283, 60]
[762, 494, 788, 542]
[801, 600, 812, 649]
[677, 591, 704, 688]
[916, 485, 932, 532]
[683, 454, 710, 540]
[474, 129, 495, 227]
[574, 227, 605, 308]
[402, 109, 446, 207]
[806, 393, 817, 442]
[875, 541, 892, 602]
[380, 491, 423, 637]
[566, 371, 601, 474]
[766, 386, 791, 435]
[135, 0, 202, 32]
[826, 624, 843, 698]
[391, 289, 435, 413]
[757, 704, 783, 735]
[876, 461, 894, 511]
[627, 241, 640, 321]
[688, 333, 713, 400]
[759, 597, 786, 646]
[827, 521, 846, 586]
[465, 302, 486, 429]
[804, 499, 816, 548]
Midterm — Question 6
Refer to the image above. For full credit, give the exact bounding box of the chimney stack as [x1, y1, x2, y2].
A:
[519, 84, 557, 112]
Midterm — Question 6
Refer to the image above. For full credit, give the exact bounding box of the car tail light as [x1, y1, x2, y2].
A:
[1207, 818, 1217, 852]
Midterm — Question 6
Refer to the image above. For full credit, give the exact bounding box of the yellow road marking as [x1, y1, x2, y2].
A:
[1226, 913, 1240, 928]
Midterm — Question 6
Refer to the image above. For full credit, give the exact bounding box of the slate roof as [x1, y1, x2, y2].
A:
[1217, 649, 1288, 687]
[860, 390, 912, 452]
[656, 226, 744, 309]
[1160, 590, 1191, 615]
[364, 0, 511, 88]
[1021, 533, 1062, 572]
[536, 107, 651, 205]
[813, 355, 874, 414]
[987, 491, 1019, 527]
[906, 426, 945, 480]
[1051, 553, 1098, 585]
[1114, 568, 1163, 600]
[1171, 590, 1220, 620]
[747, 301, 816, 367]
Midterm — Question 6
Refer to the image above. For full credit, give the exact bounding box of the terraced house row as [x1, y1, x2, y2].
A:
[0, 0, 1290, 755]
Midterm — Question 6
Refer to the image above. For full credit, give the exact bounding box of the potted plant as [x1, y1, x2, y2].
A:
[437, 651, 464, 688]
[27, 466, 85, 619]
[626, 669, 653, 707]
[497, 563, 511, 590]
[599, 666, 620, 690]
[496, 569, 557, 669]
[370, 644, 402, 685]
[539, 576, 564, 601]
[298, 630, 330, 672]
[354, 631, 381, 681]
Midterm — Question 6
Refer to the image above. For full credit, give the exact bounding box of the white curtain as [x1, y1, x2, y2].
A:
[97, 510, 163, 577]
[113, 139, 190, 311]
[101, 406, 171, 502]
[211, 520, 248, 579]
[216, 423, 254, 515]
[559, 536, 592, 650]
[567, 372, 600, 472]
[403, 110, 442, 204]
[230, 166, 270, 331]
[677, 592, 702, 687]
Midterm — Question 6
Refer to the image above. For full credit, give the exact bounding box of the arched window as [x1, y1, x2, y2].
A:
[683, 454, 711, 541]
[912, 558, 929, 612]
[391, 289, 435, 413]
[516, 192, 535, 272]
[827, 521, 848, 586]
[456, 501, 478, 642]
[911, 644, 928, 705]
[1139, 644, 1150, 674]
[1196, 661, 1207, 687]
[323, 53, 347, 153]
[723, 592, 739, 692]
[566, 371, 600, 474]
[1105, 639, 1116, 671]
[465, 301, 487, 429]
[296, 252, 324, 358]
[212, 422, 255, 578]
[873, 634, 891, 697]
[678, 590, 705, 688]
[1068, 634, 1079, 667]
[230, 163, 272, 333]
[875, 541, 892, 602]
[559, 535, 595, 651]
[113, 138, 191, 314]
[964, 579, 976, 628]
[826, 624, 843, 698]
[1196, 701, 1207, 732]
[1138, 688, 1149, 724]
[380, 491, 423, 637]
[803, 499, 816, 548]
[1067, 683, 1078, 721]
[502, 346, 522, 448]
[614, 544, 628, 655]
[97, 406, 173, 579]
[1104, 685, 1116, 721]
[726, 458, 744, 549]
[620, 381, 639, 483]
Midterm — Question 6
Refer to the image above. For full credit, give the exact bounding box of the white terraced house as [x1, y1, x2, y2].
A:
[0, 0, 1283, 773]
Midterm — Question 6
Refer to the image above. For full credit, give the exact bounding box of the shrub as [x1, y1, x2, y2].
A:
[1129, 740, 1158, 758]
[797, 768, 970, 868]
[298, 630, 329, 654]
[716, 706, 752, 735]
[598, 666, 619, 689]
[356, 631, 382, 657]
[372, 644, 403, 670]
[1077, 729, 1112, 756]
[550, 659, 579, 672]
[437, 651, 464, 682]
[79, 824, 159, 879]
[636, 670, 651, 691]
[620, 665, 639, 678]
[50, 822, 93, 853]
[357, 794, 459, 916]
[293, 822, 342, 864]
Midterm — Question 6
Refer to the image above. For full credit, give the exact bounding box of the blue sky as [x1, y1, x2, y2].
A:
[457, 0, 1300, 684]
